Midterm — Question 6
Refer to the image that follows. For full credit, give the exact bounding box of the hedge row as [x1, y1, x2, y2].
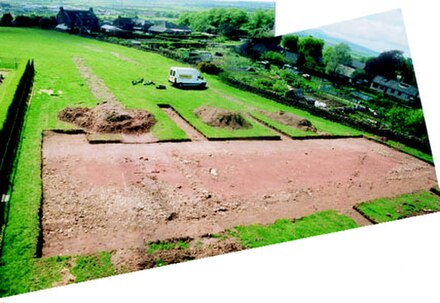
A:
[0, 60, 34, 253]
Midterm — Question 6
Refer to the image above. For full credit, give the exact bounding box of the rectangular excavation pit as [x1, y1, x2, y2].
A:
[41, 132, 437, 257]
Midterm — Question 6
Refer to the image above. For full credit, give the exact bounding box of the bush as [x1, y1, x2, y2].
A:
[281, 34, 299, 52]
[197, 62, 223, 75]
[260, 51, 287, 67]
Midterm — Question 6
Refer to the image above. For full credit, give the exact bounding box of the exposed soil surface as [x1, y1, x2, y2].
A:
[58, 102, 156, 135]
[160, 106, 206, 141]
[42, 133, 437, 260]
[194, 105, 252, 130]
[262, 110, 317, 132]
[111, 237, 244, 272]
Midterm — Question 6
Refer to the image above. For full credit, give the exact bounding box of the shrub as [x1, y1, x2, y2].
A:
[197, 61, 223, 75]
[260, 51, 287, 67]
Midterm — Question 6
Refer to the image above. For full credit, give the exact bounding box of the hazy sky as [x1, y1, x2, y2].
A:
[318, 9, 411, 56]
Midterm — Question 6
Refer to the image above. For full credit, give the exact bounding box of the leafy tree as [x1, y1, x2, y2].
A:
[365, 50, 404, 80]
[351, 68, 368, 83]
[323, 43, 352, 76]
[299, 36, 324, 61]
[297, 36, 324, 69]
[385, 106, 428, 141]
[40, 16, 57, 29]
[14, 15, 41, 27]
[323, 47, 338, 75]
[178, 8, 249, 39]
[365, 50, 418, 86]
[0, 13, 13, 26]
[281, 34, 299, 53]
[244, 9, 274, 38]
[400, 57, 417, 85]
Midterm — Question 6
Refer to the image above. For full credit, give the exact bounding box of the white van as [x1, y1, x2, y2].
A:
[168, 67, 207, 88]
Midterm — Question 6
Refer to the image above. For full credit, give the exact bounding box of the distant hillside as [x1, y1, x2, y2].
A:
[296, 29, 379, 58]
[3, 0, 274, 10]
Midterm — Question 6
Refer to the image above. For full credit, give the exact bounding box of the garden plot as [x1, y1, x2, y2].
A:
[41, 133, 437, 257]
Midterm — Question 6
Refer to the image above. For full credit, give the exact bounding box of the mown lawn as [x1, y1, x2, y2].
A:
[355, 191, 440, 223]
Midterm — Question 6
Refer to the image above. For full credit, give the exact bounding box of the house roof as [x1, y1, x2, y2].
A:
[372, 75, 418, 97]
[337, 64, 356, 78]
[59, 7, 98, 26]
[351, 60, 366, 70]
[101, 24, 122, 32]
[149, 25, 191, 34]
[55, 23, 69, 31]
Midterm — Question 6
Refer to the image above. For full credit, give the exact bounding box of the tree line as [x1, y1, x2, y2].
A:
[0, 13, 57, 29]
[279, 34, 417, 86]
[178, 8, 274, 39]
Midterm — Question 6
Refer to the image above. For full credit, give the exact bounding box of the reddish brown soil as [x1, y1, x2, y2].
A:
[262, 110, 317, 132]
[58, 102, 156, 135]
[194, 105, 252, 130]
[41, 133, 437, 258]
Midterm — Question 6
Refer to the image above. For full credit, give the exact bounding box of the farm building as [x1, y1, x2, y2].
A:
[113, 16, 135, 31]
[56, 7, 99, 33]
[100, 24, 123, 34]
[336, 64, 356, 83]
[147, 21, 191, 35]
[370, 75, 419, 102]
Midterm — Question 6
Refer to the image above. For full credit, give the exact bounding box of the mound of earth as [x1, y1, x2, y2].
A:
[58, 102, 156, 134]
[194, 105, 251, 130]
[263, 110, 317, 132]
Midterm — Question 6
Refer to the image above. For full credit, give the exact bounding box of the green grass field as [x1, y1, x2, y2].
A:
[355, 191, 440, 223]
[0, 61, 25, 133]
[0, 27, 435, 297]
[230, 210, 358, 248]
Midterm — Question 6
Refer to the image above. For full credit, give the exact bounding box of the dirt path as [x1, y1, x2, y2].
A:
[73, 56, 119, 104]
[160, 106, 206, 141]
[111, 52, 140, 65]
[245, 113, 289, 140]
[41, 133, 437, 257]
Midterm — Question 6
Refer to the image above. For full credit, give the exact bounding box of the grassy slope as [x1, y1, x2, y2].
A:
[0, 27, 433, 296]
[355, 191, 440, 223]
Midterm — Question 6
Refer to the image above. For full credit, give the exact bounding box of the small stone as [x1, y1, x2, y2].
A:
[215, 207, 227, 212]
[166, 212, 178, 221]
[209, 168, 218, 176]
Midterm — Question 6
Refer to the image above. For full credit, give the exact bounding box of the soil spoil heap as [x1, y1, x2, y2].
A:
[263, 110, 317, 132]
[58, 102, 156, 134]
[194, 105, 251, 130]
